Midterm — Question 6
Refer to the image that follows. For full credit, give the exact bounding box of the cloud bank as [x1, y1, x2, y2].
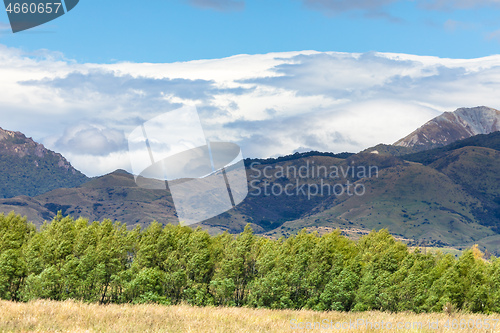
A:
[1, 45, 500, 176]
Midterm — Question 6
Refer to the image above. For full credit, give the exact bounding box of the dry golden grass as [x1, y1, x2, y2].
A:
[1, 300, 500, 333]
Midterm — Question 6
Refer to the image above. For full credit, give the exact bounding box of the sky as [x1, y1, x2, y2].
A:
[1, 0, 500, 62]
[0, 0, 500, 176]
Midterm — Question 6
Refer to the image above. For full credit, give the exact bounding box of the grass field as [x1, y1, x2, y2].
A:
[1, 300, 500, 332]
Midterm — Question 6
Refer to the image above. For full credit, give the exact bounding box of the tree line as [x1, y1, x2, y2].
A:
[0, 211, 499, 313]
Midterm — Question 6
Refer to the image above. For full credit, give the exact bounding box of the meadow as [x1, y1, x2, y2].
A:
[1, 300, 500, 333]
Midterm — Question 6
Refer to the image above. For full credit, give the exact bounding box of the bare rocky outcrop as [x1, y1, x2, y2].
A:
[395, 106, 500, 149]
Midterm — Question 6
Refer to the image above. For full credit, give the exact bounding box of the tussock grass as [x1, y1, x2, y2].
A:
[0, 300, 499, 332]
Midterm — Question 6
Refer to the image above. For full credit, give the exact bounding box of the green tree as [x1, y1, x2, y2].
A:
[0, 212, 34, 301]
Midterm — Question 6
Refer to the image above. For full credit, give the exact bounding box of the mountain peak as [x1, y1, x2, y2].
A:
[453, 106, 500, 135]
[394, 106, 500, 149]
[0, 126, 89, 198]
[0, 126, 66, 167]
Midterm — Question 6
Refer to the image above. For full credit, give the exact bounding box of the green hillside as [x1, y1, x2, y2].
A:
[403, 131, 500, 164]
[266, 134, 500, 253]
[0, 170, 178, 229]
[0, 128, 88, 198]
[270, 159, 496, 248]
[361, 143, 420, 156]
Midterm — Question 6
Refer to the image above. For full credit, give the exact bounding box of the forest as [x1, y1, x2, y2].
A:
[0, 211, 499, 314]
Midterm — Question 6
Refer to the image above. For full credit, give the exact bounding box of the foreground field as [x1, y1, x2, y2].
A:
[1, 300, 500, 333]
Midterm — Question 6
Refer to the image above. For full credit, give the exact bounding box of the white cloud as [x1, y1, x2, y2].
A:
[299, 0, 500, 16]
[1, 45, 500, 176]
[63, 151, 132, 178]
[420, 0, 500, 10]
[298, 0, 404, 22]
[0, 22, 10, 30]
[487, 29, 500, 42]
[301, 0, 398, 13]
[188, 0, 244, 11]
[443, 19, 474, 32]
[51, 123, 126, 156]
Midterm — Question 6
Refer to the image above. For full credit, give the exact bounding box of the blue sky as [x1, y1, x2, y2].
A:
[1, 0, 500, 63]
[1, 1, 500, 177]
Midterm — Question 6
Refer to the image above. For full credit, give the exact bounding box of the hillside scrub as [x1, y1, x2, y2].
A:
[0, 211, 499, 313]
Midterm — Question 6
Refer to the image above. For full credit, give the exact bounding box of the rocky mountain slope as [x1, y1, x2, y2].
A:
[0, 127, 89, 198]
[394, 106, 500, 150]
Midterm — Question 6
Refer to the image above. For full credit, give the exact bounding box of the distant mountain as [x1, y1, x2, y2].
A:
[0, 127, 89, 198]
[394, 106, 500, 150]
[402, 131, 500, 165]
[0, 169, 177, 228]
[255, 132, 500, 253]
[0, 153, 353, 232]
[267, 144, 500, 253]
[1, 112, 499, 254]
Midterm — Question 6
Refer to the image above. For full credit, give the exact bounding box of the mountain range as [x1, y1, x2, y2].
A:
[0, 106, 499, 253]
